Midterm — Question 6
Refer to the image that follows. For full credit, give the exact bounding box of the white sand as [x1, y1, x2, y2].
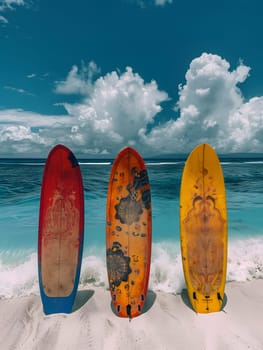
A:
[0, 280, 263, 350]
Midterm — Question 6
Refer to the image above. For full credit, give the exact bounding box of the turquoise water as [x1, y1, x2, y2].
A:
[0, 157, 263, 298]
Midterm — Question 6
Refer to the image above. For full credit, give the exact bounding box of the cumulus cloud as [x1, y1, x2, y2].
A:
[0, 67, 168, 156]
[0, 110, 73, 156]
[61, 66, 169, 155]
[54, 61, 101, 95]
[1, 54, 263, 157]
[144, 53, 263, 153]
[0, 123, 51, 156]
[0, 0, 30, 25]
[0, 125, 45, 155]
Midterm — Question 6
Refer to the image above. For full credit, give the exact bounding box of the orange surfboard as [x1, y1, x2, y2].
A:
[38, 144, 84, 314]
[106, 147, 152, 318]
[180, 144, 227, 313]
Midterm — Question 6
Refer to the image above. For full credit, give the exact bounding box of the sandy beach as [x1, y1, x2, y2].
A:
[0, 280, 262, 350]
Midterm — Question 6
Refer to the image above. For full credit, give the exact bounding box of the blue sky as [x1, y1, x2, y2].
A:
[0, 0, 263, 157]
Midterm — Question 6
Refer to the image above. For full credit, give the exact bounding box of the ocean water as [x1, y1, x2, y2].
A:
[0, 156, 263, 298]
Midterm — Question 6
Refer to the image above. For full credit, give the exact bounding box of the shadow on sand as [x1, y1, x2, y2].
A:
[142, 290, 157, 314]
[110, 289, 157, 318]
[181, 289, 228, 313]
[72, 290, 95, 312]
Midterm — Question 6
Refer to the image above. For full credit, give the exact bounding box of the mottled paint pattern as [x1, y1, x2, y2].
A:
[106, 147, 152, 318]
[42, 188, 80, 296]
[180, 144, 227, 313]
[183, 174, 225, 295]
[38, 145, 84, 306]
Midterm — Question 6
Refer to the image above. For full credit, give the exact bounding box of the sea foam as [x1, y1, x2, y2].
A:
[0, 238, 263, 299]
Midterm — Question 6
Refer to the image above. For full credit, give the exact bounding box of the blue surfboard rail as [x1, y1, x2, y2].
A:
[38, 235, 84, 314]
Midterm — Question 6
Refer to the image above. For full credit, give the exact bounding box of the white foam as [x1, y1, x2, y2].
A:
[221, 161, 263, 165]
[1, 237, 263, 299]
[79, 162, 111, 166]
[0, 253, 38, 299]
[227, 238, 263, 281]
[79, 255, 108, 288]
[146, 162, 183, 166]
[149, 243, 185, 293]
[0, 162, 45, 166]
[243, 161, 263, 164]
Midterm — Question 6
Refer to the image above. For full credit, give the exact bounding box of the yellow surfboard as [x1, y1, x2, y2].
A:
[180, 144, 227, 313]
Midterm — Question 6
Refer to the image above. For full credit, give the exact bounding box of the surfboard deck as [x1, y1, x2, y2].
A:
[180, 143, 227, 313]
[106, 147, 152, 318]
[38, 144, 84, 315]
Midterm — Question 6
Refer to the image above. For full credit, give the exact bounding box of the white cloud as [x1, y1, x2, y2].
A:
[0, 109, 72, 128]
[4, 85, 34, 96]
[54, 61, 100, 95]
[0, 125, 46, 155]
[227, 97, 263, 152]
[132, 0, 173, 7]
[0, 0, 25, 10]
[1, 54, 263, 157]
[0, 110, 73, 156]
[0, 14, 8, 23]
[26, 72, 50, 80]
[154, 0, 173, 6]
[0, 0, 29, 25]
[0, 67, 168, 156]
[60, 66, 168, 155]
[143, 53, 263, 153]
[26, 73, 36, 79]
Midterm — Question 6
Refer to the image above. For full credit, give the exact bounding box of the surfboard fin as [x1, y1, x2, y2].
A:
[126, 304, 132, 319]
[217, 292, 223, 301]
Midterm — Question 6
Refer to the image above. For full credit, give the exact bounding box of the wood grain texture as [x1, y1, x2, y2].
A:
[180, 144, 227, 313]
[106, 147, 152, 318]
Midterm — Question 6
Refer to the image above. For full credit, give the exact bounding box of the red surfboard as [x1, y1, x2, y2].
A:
[38, 144, 84, 314]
